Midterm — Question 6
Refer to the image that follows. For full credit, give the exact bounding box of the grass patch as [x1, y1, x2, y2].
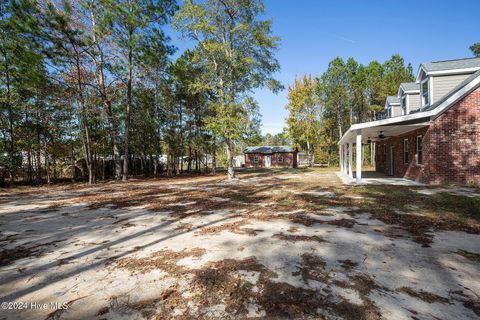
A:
[350, 185, 480, 224]
[432, 193, 480, 221]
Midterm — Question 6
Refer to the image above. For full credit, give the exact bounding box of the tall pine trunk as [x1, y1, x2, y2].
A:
[4, 54, 14, 157]
[211, 141, 216, 175]
[36, 107, 42, 183]
[44, 142, 50, 184]
[75, 57, 95, 184]
[70, 142, 75, 182]
[123, 28, 133, 181]
[306, 140, 312, 167]
[90, 11, 122, 180]
[226, 140, 235, 180]
[27, 150, 33, 183]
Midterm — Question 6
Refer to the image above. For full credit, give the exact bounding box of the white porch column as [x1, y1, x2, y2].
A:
[339, 144, 344, 173]
[343, 144, 347, 174]
[356, 130, 362, 184]
[348, 142, 353, 178]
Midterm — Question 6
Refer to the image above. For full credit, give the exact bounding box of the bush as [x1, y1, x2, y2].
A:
[0, 152, 22, 176]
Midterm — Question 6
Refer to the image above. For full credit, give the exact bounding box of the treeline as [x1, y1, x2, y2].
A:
[285, 55, 414, 165]
[0, 0, 279, 185]
[261, 131, 290, 147]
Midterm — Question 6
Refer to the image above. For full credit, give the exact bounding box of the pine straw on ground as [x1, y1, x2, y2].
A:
[455, 249, 480, 263]
[110, 249, 384, 319]
[273, 233, 327, 243]
[194, 219, 260, 236]
[3, 169, 480, 319]
[114, 248, 206, 276]
[11, 169, 477, 249]
[396, 287, 450, 304]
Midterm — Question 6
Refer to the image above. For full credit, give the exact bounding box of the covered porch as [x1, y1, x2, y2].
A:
[337, 170, 425, 186]
[338, 115, 430, 184]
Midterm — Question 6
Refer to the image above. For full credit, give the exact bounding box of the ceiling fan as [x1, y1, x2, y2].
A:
[378, 131, 387, 139]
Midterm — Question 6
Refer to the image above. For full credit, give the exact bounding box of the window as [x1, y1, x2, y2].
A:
[416, 136, 423, 165]
[387, 107, 392, 118]
[401, 96, 407, 115]
[403, 139, 409, 164]
[253, 155, 259, 163]
[277, 155, 284, 163]
[421, 79, 429, 107]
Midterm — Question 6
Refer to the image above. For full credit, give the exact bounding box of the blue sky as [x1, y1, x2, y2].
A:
[169, 0, 480, 135]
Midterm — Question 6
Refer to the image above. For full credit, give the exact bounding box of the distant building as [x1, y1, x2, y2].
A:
[233, 155, 245, 168]
[296, 152, 310, 167]
[244, 146, 298, 168]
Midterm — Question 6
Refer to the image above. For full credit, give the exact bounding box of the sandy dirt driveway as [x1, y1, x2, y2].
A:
[0, 169, 479, 319]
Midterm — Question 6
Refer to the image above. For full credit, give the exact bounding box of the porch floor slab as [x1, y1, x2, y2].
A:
[337, 170, 426, 186]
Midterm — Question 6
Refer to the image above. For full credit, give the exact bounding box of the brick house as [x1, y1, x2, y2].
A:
[339, 57, 480, 186]
[244, 146, 298, 168]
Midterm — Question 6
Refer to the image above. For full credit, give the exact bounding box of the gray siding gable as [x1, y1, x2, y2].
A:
[408, 93, 421, 112]
[432, 74, 471, 103]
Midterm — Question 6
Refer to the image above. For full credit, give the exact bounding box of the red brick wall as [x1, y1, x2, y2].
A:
[375, 127, 429, 182]
[245, 153, 265, 168]
[375, 87, 480, 186]
[244, 152, 297, 168]
[426, 87, 480, 185]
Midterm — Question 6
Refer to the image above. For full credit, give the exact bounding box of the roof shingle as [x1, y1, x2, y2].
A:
[244, 146, 295, 154]
[400, 82, 420, 92]
[386, 96, 400, 105]
[421, 57, 480, 73]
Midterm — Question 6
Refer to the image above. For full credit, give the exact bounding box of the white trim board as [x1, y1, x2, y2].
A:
[416, 66, 480, 81]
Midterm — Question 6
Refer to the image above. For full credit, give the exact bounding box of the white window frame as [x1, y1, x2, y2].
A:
[406, 94, 410, 114]
[421, 78, 429, 108]
[401, 96, 407, 115]
[416, 135, 423, 165]
[403, 139, 409, 164]
[253, 155, 259, 163]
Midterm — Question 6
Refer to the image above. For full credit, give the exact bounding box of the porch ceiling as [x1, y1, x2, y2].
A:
[341, 122, 430, 144]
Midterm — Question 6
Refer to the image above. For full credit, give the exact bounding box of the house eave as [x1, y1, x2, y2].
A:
[339, 71, 480, 145]
[338, 114, 432, 145]
[416, 66, 480, 81]
[415, 65, 428, 82]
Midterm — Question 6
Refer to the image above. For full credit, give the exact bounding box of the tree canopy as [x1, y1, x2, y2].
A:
[0, 0, 281, 185]
[470, 42, 480, 57]
[285, 55, 414, 165]
[173, 0, 282, 179]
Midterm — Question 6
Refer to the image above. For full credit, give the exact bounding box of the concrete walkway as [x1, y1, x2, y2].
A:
[337, 170, 426, 186]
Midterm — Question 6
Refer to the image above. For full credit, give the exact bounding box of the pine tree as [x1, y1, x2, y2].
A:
[173, 0, 282, 179]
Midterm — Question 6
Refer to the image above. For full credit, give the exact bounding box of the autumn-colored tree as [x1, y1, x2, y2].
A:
[286, 75, 319, 165]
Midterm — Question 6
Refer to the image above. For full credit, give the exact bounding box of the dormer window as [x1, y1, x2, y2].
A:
[421, 79, 429, 107]
[401, 96, 407, 115]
